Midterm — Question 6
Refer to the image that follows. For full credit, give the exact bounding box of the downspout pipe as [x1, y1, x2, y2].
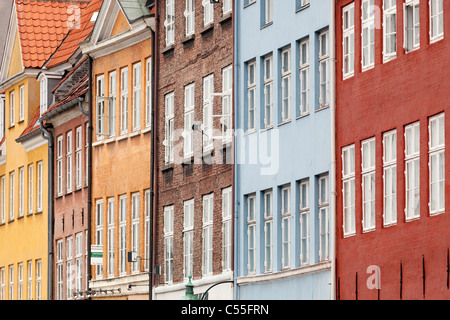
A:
[39, 119, 54, 300]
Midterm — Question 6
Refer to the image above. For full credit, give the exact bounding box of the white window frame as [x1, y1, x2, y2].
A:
[222, 187, 232, 272]
[202, 0, 214, 26]
[263, 55, 273, 128]
[75, 126, 82, 189]
[299, 180, 309, 265]
[429, 113, 445, 215]
[37, 161, 43, 212]
[185, 0, 195, 36]
[183, 199, 194, 279]
[299, 39, 309, 116]
[361, 137, 376, 232]
[430, 0, 444, 43]
[132, 62, 141, 132]
[222, 65, 233, 143]
[0, 267, 4, 300]
[35, 260, 41, 300]
[404, 0, 420, 52]
[19, 85, 24, 122]
[27, 261, 32, 300]
[28, 165, 33, 214]
[40, 77, 47, 116]
[264, 0, 273, 25]
[131, 192, 140, 274]
[107, 197, 115, 278]
[17, 262, 23, 300]
[120, 68, 129, 135]
[144, 190, 150, 271]
[281, 186, 291, 269]
[57, 136, 63, 196]
[383, 130, 397, 226]
[164, 92, 174, 164]
[145, 58, 152, 128]
[223, 0, 232, 15]
[75, 232, 82, 293]
[56, 240, 63, 300]
[109, 71, 117, 137]
[96, 75, 105, 139]
[247, 194, 256, 274]
[0, 176, 5, 223]
[184, 83, 195, 158]
[66, 131, 73, 193]
[281, 47, 291, 122]
[405, 121, 420, 220]
[119, 195, 127, 275]
[165, 0, 175, 46]
[164, 205, 174, 283]
[95, 199, 103, 279]
[318, 175, 329, 261]
[318, 31, 329, 108]
[203, 74, 214, 151]
[8, 265, 13, 300]
[343, 2, 355, 79]
[9, 171, 14, 221]
[202, 193, 214, 276]
[342, 144, 356, 236]
[247, 61, 256, 131]
[362, 0, 375, 70]
[18, 167, 24, 218]
[263, 190, 273, 272]
[383, 0, 397, 61]
[66, 236, 73, 299]
[10, 90, 14, 127]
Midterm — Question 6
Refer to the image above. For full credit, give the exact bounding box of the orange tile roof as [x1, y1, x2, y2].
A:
[15, 0, 90, 68]
[45, 0, 102, 68]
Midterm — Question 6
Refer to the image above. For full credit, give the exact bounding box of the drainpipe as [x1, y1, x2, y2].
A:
[87, 55, 93, 292]
[330, 0, 337, 301]
[39, 119, 54, 300]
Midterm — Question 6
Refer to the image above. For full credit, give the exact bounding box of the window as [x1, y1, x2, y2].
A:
[109, 71, 117, 137]
[164, 92, 174, 164]
[56, 240, 63, 300]
[343, 3, 355, 78]
[342, 145, 356, 236]
[184, 83, 195, 158]
[202, 0, 214, 26]
[299, 180, 309, 265]
[383, 0, 397, 61]
[9, 171, 14, 221]
[404, 0, 420, 51]
[40, 77, 47, 116]
[85, 124, 89, 186]
[185, 0, 195, 36]
[405, 122, 420, 220]
[203, 74, 214, 151]
[8, 265, 13, 300]
[429, 113, 445, 215]
[362, 0, 375, 70]
[133, 63, 141, 132]
[247, 194, 256, 274]
[144, 190, 150, 271]
[57, 136, 63, 196]
[299, 39, 309, 115]
[18, 167, 24, 218]
[165, 0, 175, 46]
[96, 75, 105, 138]
[120, 67, 129, 135]
[318, 175, 329, 261]
[95, 199, 103, 278]
[18, 263, 23, 300]
[203, 193, 214, 275]
[280, 47, 291, 122]
[28, 165, 33, 214]
[0, 176, 4, 223]
[0, 268, 4, 300]
[107, 198, 115, 277]
[263, 0, 273, 25]
[263, 190, 273, 272]
[383, 130, 397, 226]
[183, 199, 194, 279]
[0, 97, 4, 140]
[75, 233, 82, 293]
[66, 131, 73, 192]
[318, 31, 329, 108]
[27, 261, 32, 300]
[263, 55, 273, 128]
[222, 65, 233, 143]
[362, 138, 376, 232]
[430, 0, 444, 42]
[119, 195, 127, 275]
[131, 192, 140, 273]
[164, 205, 174, 283]
[223, 0, 232, 15]
[37, 161, 43, 212]
[35, 260, 41, 300]
[10, 90, 14, 127]
[145, 58, 152, 128]
[19, 85, 24, 122]
[222, 187, 232, 271]
[247, 61, 256, 131]
[66, 236, 73, 299]
[281, 186, 291, 269]
[75, 127, 82, 189]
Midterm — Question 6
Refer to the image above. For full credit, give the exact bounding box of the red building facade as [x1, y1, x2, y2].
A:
[335, 0, 450, 299]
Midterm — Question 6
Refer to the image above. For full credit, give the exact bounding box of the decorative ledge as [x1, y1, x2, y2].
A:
[200, 23, 214, 35]
[162, 44, 175, 55]
[219, 12, 232, 24]
[181, 34, 195, 44]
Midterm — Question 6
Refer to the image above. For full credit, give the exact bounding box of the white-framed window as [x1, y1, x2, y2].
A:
[383, 0, 397, 61]
[145, 58, 152, 128]
[247, 61, 256, 131]
[75, 126, 82, 189]
[281, 185, 291, 269]
[0, 267, 4, 300]
[57, 136, 63, 196]
[75, 232, 82, 293]
[28, 165, 33, 214]
[0, 176, 5, 223]
[183, 199, 194, 279]
[223, 0, 232, 15]
[132, 62, 141, 132]
[202, 0, 214, 26]
[264, 0, 273, 25]
[383, 130, 397, 226]
[184, 83, 195, 158]
[107, 197, 115, 277]
[429, 113, 445, 215]
[164, 92, 174, 164]
[96, 75, 105, 139]
[0, 96, 4, 140]
[66, 131, 73, 193]
[27, 261, 32, 300]
[299, 39, 309, 116]
[343, 2, 355, 79]
[281, 47, 291, 122]
[66, 236, 73, 299]
[185, 0, 195, 36]
[85, 124, 88, 186]
[222, 187, 232, 271]
[119, 195, 127, 275]
[263, 55, 274, 129]
[39, 77, 47, 116]
[203, 74, 214, 151]
[19, 85, 24, 122]
[9, 171, 14, 221]
[404, 0, 420, 52]
[430, 0, 444, 42]
[362, 0, 375, 70]
[263, 190, 273, 272]
[18, 167, 24, 218]
[202, 193, 214, 275]
[342, 144, 356, 236]
[405, 121, 420, 220]
[362, 138, 376, 232]
[144, 190, 150, 271]
[318, 175, 329, 261]
[164, 205, 174, 283]
[35, 260, 41, 300]
[131, 192, 140, 273]
[296, 0, 310, 10]
[95, 199, 103, 278]
[318, 30, 329, 108]
[8, 265, 13, 300]
[299, 180, 309, 265]
[165, 0, 175, 46]
[120, 67, 129, 135]
[247, 194, 256, 274]
[109, 71, 117, 137]
[56, 240, 63, 300]
[222, 65, 233, 143]
[17, 262, 23, 300]
[10, 90, 14, 127]
[37, 161, 43, 212]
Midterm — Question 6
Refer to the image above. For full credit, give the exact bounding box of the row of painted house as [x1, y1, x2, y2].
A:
[0, 0, 448, 300]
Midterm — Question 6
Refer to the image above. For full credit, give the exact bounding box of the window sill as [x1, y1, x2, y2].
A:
[383, 54, 396, 64]
[92, 140, 103, 147]
[362, 227, 375, 234]
[200, 23, 214, 35]
[278, 119, 291, 127]
[18, 119, 24, 124]
[35, 211, 42, 215]
[342, 73, 354, 81]
[182, 155, 194, 165]
[430, 210, 445, 217]
[162, 44, 175, 55]
[181, 34, 195, 44]
[129, 130, 140, 138]
[383, 221, 397, 228]
[296, 112, 310, 120]
[405, 47, 420, 54]
[243, 1, 256, 9]
[316, 105, 329, 113]
[8, 219, 14, 223]
[142, 126, 151, 134]
[17, 214, 24, 220]
[405, 216, 420, 223]
[343, 232, 356, 238]
[361, 64, 374, 72]
[26, 212, 33, 217]
[260, 21, 273, 30]
[430, 35, 444, 44]
[244, 129, 256, 136]
[0, 222, 4, 226]
[260, 125, 273, 133]
[104, 136, 115, 144]
[219, 12, 232, 24]
[161, 162, 174, 172]
[116, 134, 128, 142]
[295, 3, 310, 13]
[9, 125, 15, 129]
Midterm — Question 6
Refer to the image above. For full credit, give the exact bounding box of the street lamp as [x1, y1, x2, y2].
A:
[181, 275, 198, 300]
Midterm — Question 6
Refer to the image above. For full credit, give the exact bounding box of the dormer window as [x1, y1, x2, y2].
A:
[39, 76, 48, 116]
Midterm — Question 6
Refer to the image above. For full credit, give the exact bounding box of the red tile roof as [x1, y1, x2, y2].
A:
[16, 105, 41, 140]
[15, 0, 90, 68]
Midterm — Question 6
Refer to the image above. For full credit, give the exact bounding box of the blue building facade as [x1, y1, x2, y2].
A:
[234, 0, 335, 299]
